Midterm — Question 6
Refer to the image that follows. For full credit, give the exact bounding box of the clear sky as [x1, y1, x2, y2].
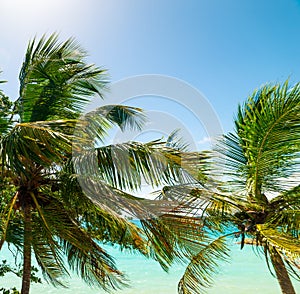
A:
[1, 0, 300, 149]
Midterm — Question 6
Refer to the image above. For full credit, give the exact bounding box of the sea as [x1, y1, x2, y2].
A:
[1, 239, 300, 294]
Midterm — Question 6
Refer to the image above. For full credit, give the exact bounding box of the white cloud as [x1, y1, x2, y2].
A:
[197, 136, 214, 145]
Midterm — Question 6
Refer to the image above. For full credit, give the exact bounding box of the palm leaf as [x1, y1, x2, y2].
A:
[75, 105, 146, 145]
[73, 140, 196, 193]
[37, 195, 126, 290]
[267, 186, 300, 237]
[217, 81, 300, 200]
[1, 120, 76, 175]
[178, 235, 230, 294]
[17, 33, 108, 123]
[31, 217, 68, 287]
[89, 104, 146, 131]
[156, 183, 245, 222]
[257, 224, 300, 258]
[0, 80, 14, 137]
[56, 170, 149, 253]
[155, 214, 206, 257]
[140, 217, 183, 271]
[1, 217, 24, 252]
[15, 185, 129, 291]
[0, 192, 18, 250]
[58, 166, 206, 270]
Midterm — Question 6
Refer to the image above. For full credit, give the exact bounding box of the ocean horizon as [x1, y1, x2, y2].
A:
[1, 239, 299, 294]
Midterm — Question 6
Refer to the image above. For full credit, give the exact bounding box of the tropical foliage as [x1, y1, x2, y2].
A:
[2, 33, 298, 294]
[0, 34, 201, 294]
[160, 81, 300, 293]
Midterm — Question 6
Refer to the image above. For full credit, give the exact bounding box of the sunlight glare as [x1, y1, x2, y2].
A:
[2, 0, 75, 33]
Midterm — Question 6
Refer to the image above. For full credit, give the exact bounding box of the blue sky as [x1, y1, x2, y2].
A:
[1, 0, 300, 149]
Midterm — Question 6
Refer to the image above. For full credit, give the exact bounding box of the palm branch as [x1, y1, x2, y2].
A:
[217, 81, 300, 200]
[17, 33, 108, 123]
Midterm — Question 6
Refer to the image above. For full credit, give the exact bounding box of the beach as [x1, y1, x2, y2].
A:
[1, 240, 299, 294]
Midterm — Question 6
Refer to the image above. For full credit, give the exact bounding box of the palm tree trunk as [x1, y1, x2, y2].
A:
[21, 203, 32, 294]
[270, 247, 296, 294]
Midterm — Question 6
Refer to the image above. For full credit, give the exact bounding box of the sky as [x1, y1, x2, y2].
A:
[1, 0, 300, 150]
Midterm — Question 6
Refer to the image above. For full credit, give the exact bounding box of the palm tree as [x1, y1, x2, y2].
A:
[159, 81, 300, 293]
[0, 34, 196, 294]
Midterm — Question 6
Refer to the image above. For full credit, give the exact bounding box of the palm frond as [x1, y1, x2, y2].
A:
[143, 218, 185, 271]
[1, 121, 75, 175]
[37, 196, 127, 291]
[88, 104, 146, 131]
[0, 90, 13, 137]
[73, 105, 146, 148]
[178, 235, 230, 294]
[53, 171, 149, 254]
[0, 192, 18, 250]
[60, 157, 150, 215]
[62, 240, 126, 291]
[58, 166, 208, 270]
[215, 132, 247, 189]
[31, 217, 68, 287]
[268, 209, 300, 238]
[270, 184, 300, 209]
[73, 140, 197, 193]
[58, 171, 193, 272]
[257, 224, 300, 258]
[216, 81, 300, 200]
[166, 130, 189, 151]
[156, 214, 206, 257]
[2, 218, 24, 252]
[267, 186, 300, 237]
[156, 183, 245, 222]
[17, 33, 108, 122]
[83, 210, 148, 254]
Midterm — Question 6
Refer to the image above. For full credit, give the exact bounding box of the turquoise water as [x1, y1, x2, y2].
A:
[1, 240, 299, 293]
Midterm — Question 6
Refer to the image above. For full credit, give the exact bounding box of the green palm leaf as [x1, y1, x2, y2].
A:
[1, 121, 75, 175]
[18, 33, 108, 123]
[32, 193, 127, 289]
[217, 81, 300, 201]
[76, 105, 146, 144]
[0, 80, 13, 137]
[90, 104, 146, 131]
[73, 140, 195, 192]
[57, 170, 149, 253]
[178, 236, 230, 294]
[268, 186, 300, 237]
[0, 192, 18, 250]
[31, 219, 68, 287]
